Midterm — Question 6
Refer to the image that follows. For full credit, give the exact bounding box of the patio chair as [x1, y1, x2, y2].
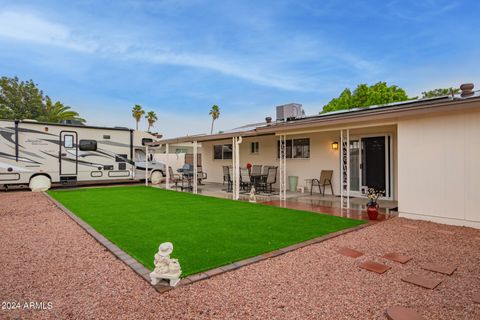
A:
[222, 166, 230, 185]
[251, 165, 262, 177]
[310, 170, 334, 196]
[197, 166, 207, 185]
[257, 167, 277, 194]
[224, 167, 232, 192]
[168, 166, 182, 189]
[262, 165, 272, 176]
[240, 168, 251, 191]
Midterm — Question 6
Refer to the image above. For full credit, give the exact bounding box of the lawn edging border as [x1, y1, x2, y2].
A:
[44, 191, 374, 293]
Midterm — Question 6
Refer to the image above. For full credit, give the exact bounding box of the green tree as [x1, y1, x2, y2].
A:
[321, 82, 410, 113]
[209, 104, 220, 134]
[38, 96, 85, 123]
[422, 87, 460, 98]
[145, 111, 158, 132]
[0, 76, 85, 123]
[132, 104, 145, 130]
[0, 76, 44, 120]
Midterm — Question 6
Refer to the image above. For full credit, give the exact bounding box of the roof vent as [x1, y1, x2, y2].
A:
[460, 83, 474, 97]
[265, 116, 272, 124]
[276, 103, 305, 121]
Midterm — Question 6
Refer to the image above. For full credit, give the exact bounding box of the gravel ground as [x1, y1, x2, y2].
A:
[1, 191, 479, 320]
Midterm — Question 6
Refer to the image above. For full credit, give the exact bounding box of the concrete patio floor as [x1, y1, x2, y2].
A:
[155, 181, 399, 221]
[1, 191, 479, 319]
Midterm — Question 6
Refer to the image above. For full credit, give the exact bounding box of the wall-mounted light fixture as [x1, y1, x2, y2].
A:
[331, 141, 339, 150]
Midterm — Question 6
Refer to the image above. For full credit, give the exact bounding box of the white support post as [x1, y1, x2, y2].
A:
[235, 136, 242, 200]
[340, 130, 344, 207]
[165, 143, 170, 189]
[145, 145, 149, 186]
[279, 135, 287, 201]
[193, 141, 198, 194]
[346, 129, 350, 209]
[283, 135, 287, 200]
[340, 129, 350, 210]
[231, 137, 236, 199]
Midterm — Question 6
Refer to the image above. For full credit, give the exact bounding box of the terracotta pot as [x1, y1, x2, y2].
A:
[367, 205, 379, 220]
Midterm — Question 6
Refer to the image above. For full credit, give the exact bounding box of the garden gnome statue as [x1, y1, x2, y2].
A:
[150, 242, 182, 287]
[249, 185, 256, 203]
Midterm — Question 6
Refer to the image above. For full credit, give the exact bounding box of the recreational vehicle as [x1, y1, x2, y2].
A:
[0, 119, 165, 191]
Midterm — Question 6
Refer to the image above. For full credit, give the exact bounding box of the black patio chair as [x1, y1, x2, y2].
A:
[257, 167, 277, 194]
[222, 166, 229, 185]
[240, 168, 251, 191]
[168, 166, 182, 189]
[197, 166, 207, 185]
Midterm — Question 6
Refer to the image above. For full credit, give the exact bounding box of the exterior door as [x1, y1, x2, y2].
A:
[362, 136, 386, 192]
[60, 131, 78, 175]
[349, 135, 391, 198]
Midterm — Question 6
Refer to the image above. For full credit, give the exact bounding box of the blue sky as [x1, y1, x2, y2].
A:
[0, 0, 479, 137]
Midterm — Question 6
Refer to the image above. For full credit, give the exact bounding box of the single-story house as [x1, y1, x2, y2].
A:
[149, 85, 480, 228]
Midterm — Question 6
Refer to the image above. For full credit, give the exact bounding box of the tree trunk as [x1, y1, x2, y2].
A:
[136, 121, 139, 131]
[210, 118, 214, 134]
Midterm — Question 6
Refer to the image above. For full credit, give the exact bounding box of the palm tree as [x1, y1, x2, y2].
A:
[132, 104, 145, 130]
[145, 111, 158, 132]
[40, 96, 85, 123]
[209, 104, 220, 134]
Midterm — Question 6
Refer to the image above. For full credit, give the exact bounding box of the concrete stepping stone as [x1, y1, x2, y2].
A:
[402, 274, 442, 289]
[338, 247, 364, 258]
[383, 252, 412, 264]
[472, 293, 480, 304]
[359, 260, 391, 274]
[421, 263, 456, 275]
[386, 307, 425, 320]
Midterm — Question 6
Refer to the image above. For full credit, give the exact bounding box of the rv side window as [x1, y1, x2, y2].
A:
[115, 154, 128, 162]
[142, 138, 153, 146]
[64, 135, 74, 148]
[79, 140, 97, 151]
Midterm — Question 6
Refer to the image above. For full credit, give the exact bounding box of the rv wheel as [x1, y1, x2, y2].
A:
[29, 175, 51, 192]
[150, 171, 163, 185]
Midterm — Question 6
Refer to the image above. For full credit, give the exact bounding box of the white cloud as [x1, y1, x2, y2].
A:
[0, 8, 378, 93]
[0, 10, 97, 52]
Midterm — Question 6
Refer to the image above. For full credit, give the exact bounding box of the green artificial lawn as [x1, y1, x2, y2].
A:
[48, 186, 364, 276]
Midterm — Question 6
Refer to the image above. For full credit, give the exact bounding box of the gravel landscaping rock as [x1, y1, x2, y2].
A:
[1, 191, 479, 319]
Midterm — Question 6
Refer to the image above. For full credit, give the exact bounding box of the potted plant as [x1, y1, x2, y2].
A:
[366, 188, 384, 220]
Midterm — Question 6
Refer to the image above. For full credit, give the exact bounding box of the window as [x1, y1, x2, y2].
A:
[277, 138, 310, 159]
[175, 148, 188, 154]
[135, 150, 146, 162]
[213, 144, 233, 160]
[251, 142, 259, 154]
[115, 154, 128, 162]
[79, 140, 97, 151]
[103, 135, 111, 139]
[64, 135, 74, 148]
[142, 138, 153, 146]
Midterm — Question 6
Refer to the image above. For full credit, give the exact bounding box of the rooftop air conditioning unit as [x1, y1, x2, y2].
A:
[276, 103, 305, 121]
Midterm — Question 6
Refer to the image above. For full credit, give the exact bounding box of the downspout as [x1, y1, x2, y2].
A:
[14, 120, 19, 162]
[129, 129, 134, 161]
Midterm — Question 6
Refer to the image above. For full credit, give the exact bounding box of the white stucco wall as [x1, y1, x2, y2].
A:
[397, 110, 480, 227]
